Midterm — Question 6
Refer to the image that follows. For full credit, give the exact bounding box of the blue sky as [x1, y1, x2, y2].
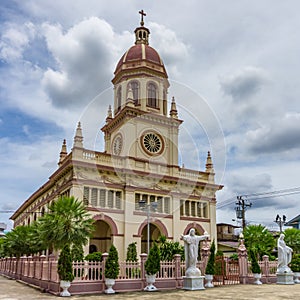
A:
[1, 0, 300, 230]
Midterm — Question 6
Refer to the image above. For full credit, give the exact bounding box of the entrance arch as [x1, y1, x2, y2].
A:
[140, 223, 161, 254]
[89, 220, 111, 253]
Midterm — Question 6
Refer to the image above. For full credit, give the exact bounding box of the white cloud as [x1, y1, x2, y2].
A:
[0, 22, 35, 62]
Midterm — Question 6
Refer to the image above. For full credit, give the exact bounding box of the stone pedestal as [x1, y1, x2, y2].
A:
[277, 272, 295, 285]
[182, 276, 205, 290]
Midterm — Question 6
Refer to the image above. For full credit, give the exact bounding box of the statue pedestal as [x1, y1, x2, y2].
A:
[182, 276, 205, 290]
[277, 272, 295, 285]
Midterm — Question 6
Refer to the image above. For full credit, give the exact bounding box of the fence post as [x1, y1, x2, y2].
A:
[262, 255, 270, 283]
[140, 253, 147, 289]
[238, 238, 248, 284]
[173, 254, 181, 288]
[102, 252, 108, 281]
[201, 239, 210, 274]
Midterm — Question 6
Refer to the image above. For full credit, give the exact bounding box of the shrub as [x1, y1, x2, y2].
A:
[104, 245, 119, 279]
[290, 254, 300, 272]
[126, 242, 138, 262]
[249, 248, 261, 274]
[205, 240, 216, 275]
[145, 242, 160, 275]
[58, 244, 75, 282]
[85, 252, 103, 262]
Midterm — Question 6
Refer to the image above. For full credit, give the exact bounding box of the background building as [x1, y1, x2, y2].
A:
[11, 13, 223, 259]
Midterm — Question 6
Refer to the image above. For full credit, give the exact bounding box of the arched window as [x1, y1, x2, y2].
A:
[129, 81, 139, 105]
[147, 83, 157, 108]
[117, 87, 122, 111]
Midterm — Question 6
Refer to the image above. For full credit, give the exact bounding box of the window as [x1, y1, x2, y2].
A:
[117, 87, 122, 111]
[185, 201, 190, 216]
[116, 191, 121, 209]
[83, 187, 89, 205]
[135, 193, 141, 210]
[100, 189, 106, 207]
[107, 190, 114, 208]
[157, 196, 163, 213]
[147, 83, 157, 108]
[129, 81, 139, 105]
[91, 188, 98, 207]
[164, 197, 170, 214]
[180, 200, 184, 216]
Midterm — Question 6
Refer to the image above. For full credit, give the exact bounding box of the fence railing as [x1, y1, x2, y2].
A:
[0, 241, 281, 295]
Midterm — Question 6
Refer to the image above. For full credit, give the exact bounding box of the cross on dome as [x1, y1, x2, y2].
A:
[139, 9, 146, 26]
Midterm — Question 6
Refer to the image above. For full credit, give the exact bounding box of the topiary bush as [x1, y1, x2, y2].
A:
[249, 248, 261, 274]
[58, 244, 75, 282]
[205, 240, 216, 275]
[105, 245, 119, 279]
[145, 242, 160, 275]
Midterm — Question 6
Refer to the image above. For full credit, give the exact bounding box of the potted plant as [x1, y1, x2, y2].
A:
[104, 244, 119, 294]
[205, 240, 215, 288]
[58, 244, 74, 297]
[144, 242, 160, 291]
[290, 254, 300, 283]
[249, 248, 262, 285]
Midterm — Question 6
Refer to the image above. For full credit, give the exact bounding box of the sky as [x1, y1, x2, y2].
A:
[1, 0, 300, 231]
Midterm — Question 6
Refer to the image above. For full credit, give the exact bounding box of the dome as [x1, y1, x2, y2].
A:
[115, 44, 164, 72]
[112, 22, 168, 83]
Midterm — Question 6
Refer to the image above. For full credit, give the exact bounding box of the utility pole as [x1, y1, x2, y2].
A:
[235, 196, 252, 230]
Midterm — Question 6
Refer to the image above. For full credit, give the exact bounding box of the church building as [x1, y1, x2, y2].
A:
[11, 11, 223, 260]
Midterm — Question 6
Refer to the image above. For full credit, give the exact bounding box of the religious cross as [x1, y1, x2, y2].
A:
[139, 9, 146, 26]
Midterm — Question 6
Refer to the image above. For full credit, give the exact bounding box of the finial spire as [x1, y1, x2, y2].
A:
[170, 96, 178, 118]
[206, 151, 215, 183]
[73, 122, 83, 149]
[139, 9, 146, 26]
[126, 84, 135, 107]
[58, 139, 67, 166]
[106, 105, 113, 123]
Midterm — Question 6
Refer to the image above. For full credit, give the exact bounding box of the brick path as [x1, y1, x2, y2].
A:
[1, 275, 300, 299]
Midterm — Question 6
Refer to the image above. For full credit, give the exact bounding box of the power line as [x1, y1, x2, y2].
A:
[217, 186, 300, 209]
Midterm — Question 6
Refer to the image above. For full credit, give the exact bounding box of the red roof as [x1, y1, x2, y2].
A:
[115, 44, 163, 73]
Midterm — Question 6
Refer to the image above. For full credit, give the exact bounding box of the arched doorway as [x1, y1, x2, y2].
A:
[141, 223, 161, 254]
[89, 220, 112, 253]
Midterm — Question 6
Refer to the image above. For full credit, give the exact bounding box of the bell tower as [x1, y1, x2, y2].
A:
[101, 11, 182, 166]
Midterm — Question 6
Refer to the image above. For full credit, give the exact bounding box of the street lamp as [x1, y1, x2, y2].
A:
[274, 214, 286, 233]
[139, 200, 158, 254]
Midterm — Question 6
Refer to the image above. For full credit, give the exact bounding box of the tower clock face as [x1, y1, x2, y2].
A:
[112, 135, 123, 155]
[141, 132, 164, 155]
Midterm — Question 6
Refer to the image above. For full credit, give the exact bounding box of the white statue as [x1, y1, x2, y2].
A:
[181, 228, 209, 277]
[277, 233, 293, 273]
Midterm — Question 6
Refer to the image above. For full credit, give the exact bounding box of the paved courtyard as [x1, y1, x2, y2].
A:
[1, 275, 300, 299]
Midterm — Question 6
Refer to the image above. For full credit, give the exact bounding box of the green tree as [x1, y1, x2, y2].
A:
[105, 244, 120, 279]
[283, 228, 300, 254]
[37, 196, 94, 251]
[243, 224, 275, 259]
[1, 224, 44, 258]
[126, 242, 138, 262]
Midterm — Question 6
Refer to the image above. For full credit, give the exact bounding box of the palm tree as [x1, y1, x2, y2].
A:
[243, 224, 275, 259]
[283, 228, 300, 254]
[38, 196, 94, 251]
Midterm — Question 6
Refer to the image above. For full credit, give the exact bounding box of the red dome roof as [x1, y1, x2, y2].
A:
[114, 43, 165, 74]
